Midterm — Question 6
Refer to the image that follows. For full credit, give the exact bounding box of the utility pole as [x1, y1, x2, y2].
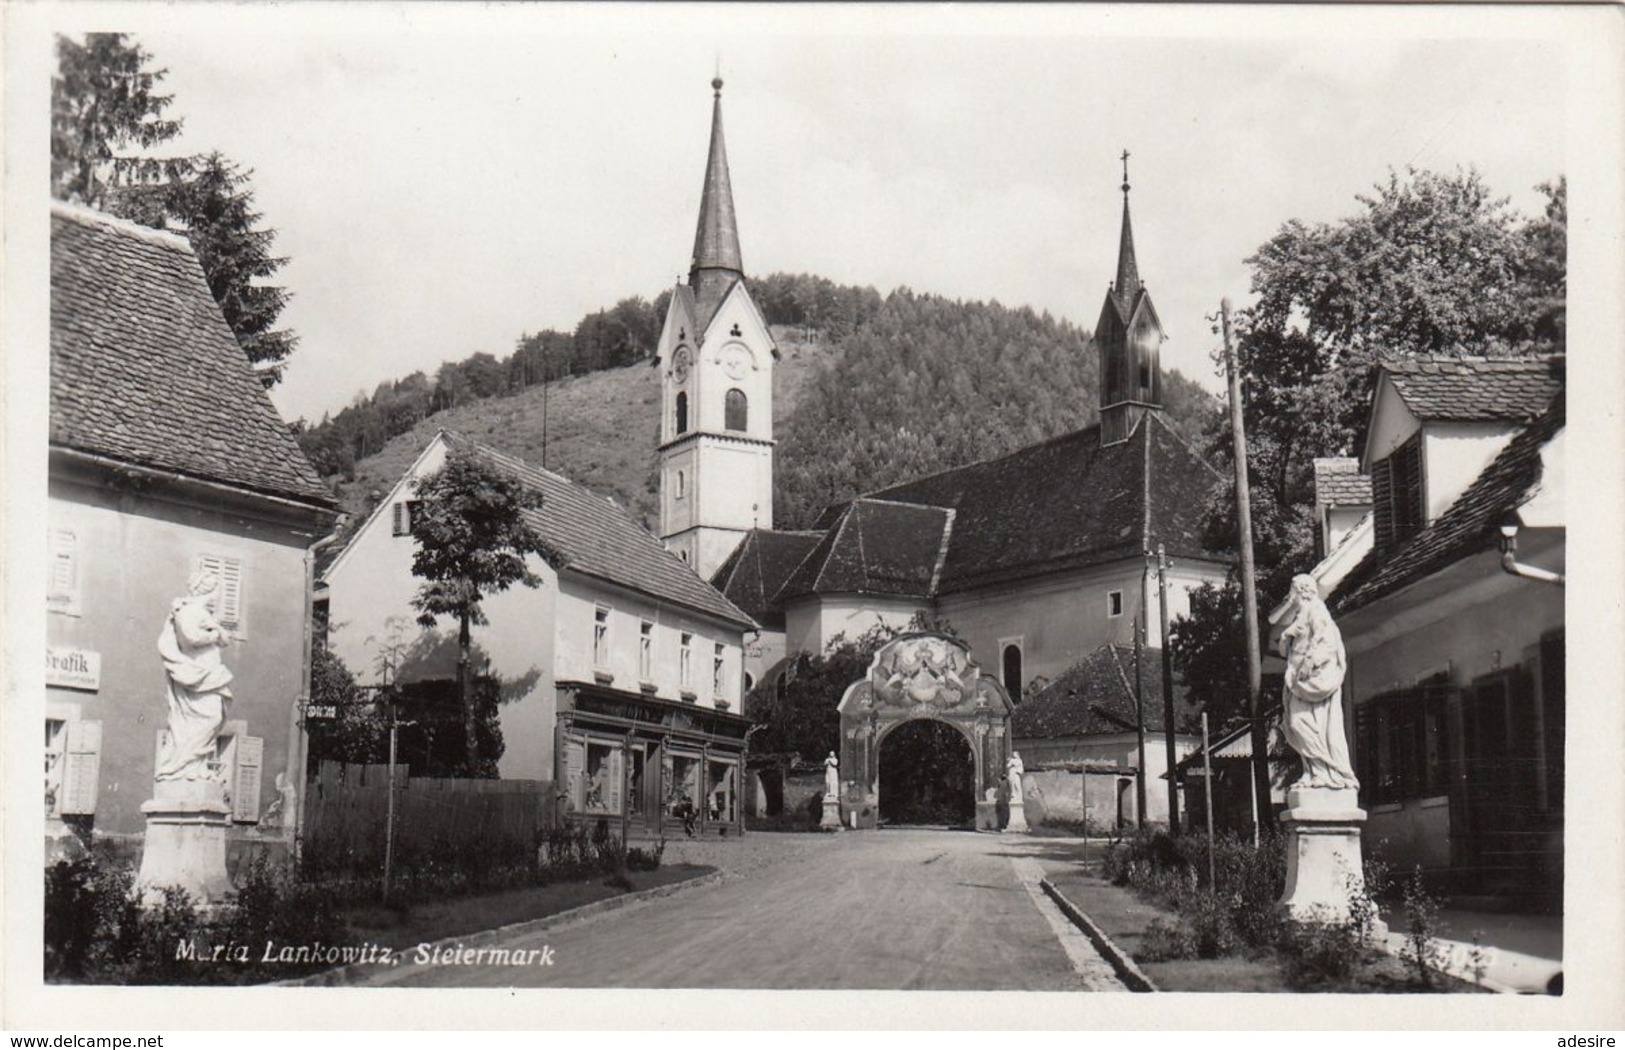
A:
[1202, 711, 1216, 889]
[1156, 544, 1180, 835]
[1133, 606, 1148, 828]
[1221, 297, 1268, 838]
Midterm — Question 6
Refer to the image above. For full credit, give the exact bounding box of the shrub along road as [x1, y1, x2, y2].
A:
[350, 829, 1124, 990]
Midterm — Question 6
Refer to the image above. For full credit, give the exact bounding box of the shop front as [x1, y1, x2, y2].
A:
[556, 681, 749, 839]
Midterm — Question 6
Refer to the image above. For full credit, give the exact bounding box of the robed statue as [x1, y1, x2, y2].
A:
[1005, 751, 1025, 798]
[155, 569, 235, 782]
[1276, 574, 1359, 790]
[823, 751, 840, 797]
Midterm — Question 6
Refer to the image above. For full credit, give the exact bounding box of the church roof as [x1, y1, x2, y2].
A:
[1332, 390, 1564, 615]
[689, 77, 744, 331]
[710, 529, 824, 630]
[49, 204, 334, 508]
[1013, 644, 1195, 740]
[776, 500, 955, 602]
[857, 412, 1228, 595]
[435, 433, 756, 631]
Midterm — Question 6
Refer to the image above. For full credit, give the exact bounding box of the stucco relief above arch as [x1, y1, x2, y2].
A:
[834, 633, 1014, 829]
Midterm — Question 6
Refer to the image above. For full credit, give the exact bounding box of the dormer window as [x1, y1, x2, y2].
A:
[1372, 432, 1424, 554]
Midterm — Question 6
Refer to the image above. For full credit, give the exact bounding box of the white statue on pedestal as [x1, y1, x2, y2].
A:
[823, 751, 840, 797]
[1005, 751, 1025, 800]
[1276, 574, 1358, 790]
[155, 569, 234, 782]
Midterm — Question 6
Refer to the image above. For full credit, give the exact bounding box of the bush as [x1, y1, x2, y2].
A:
[1280, 909, 1364, 989]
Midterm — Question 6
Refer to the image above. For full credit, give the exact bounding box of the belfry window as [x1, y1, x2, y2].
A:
[725, 389, 747, 431]
[675, 392, 689, 434]
[1002, 643, 1023, 705]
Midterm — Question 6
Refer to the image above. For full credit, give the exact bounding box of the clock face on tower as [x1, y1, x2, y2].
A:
[721, 345, 752, 381]
[672, 347, 691, 383]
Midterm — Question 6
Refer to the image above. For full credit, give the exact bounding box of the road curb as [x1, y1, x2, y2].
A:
[276, 869, 725, 987]
[1040, 877, 1158, 992]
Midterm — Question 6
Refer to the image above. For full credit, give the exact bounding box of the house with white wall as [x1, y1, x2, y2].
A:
[1330, 355, 1565, 909]
[47, 205, 338, 847]
[321, 431, 757, 837]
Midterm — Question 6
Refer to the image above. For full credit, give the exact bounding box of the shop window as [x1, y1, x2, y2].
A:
[567, 737, 623, 815]
[45, 719, 68, 817]
[1354, 675, 1451, 806]
[639, 621, 654, 681]
[48, 528, 81, 616]
[628, 746, 646, 817]
[725, 389, 748, 431]
[707, 760, 737, 823]
[194, 553, 244, 633]
[665, 752, 702, 818]
[593, 606, 611, 669]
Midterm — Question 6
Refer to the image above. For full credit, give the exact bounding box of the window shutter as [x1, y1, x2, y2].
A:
[232, 736, 265, 823]
[59, 720, 102, 816]
[565, 736, 585, 811]
[608, 749, 623, 815]
[1370, 456, 1394, 554]
[1393, 435, 1424, 547]
[195, 554, 244, 631]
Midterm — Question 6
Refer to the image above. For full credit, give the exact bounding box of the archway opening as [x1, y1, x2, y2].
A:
[877, 719, 975, 827]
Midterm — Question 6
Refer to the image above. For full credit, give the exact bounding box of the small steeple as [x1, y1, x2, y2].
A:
[690, 74, 744, 319]
[1113, 149, 1140, 311]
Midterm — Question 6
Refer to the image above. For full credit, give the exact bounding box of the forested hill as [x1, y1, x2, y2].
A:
[311, 279, 1222, 540]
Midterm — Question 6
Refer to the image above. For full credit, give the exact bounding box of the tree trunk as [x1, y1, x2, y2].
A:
[459, 611, 477, 775]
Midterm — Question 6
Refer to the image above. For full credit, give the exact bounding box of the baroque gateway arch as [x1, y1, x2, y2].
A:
[834, 633, 1015, 830]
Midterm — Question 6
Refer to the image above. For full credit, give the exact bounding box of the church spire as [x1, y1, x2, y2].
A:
[1113, 149, 1140, 310]
[690, 75, 744, 316]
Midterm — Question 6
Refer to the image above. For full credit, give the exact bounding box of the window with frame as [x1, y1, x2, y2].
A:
[724, 389, 748, 431]
[1371, 432, 1424, 554]
[48, 529, 80, 615]
[713, 642, 726, 697]
[675, 392, 689, 434]
[194, 554, 244, 633]
[639, 621, 654, 681]
[391, 500, 422, 537]
[1354, 674, 1451, 806]
[679, 633, 694, 693]
[1002, 643, 1024, 705]
[593, 606, 611, 668]
[1107, 590, 1124, 618]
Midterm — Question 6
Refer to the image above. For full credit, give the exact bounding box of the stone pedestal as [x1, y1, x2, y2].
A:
[1004, 796, 1030, 834]
[137, 779, 235, 906]
[819, 793, 842, 830]
[1278, 786, 1385, 934]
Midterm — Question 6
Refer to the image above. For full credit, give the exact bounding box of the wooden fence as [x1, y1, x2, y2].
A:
[301, 761, 559, 879]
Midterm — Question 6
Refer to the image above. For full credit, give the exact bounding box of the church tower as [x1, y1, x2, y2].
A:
[1093, 152, 1166, 446]
[656, 77, 777, 580]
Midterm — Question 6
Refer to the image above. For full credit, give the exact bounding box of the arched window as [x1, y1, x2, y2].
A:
[1002, 643, 1023, 705]
[675, 392, 689, 434]
[724, 389, 747, 431]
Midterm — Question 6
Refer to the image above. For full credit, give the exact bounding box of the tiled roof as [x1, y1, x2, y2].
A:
[1333, 392, 1564, 614]
[710, 529, 824, 630]
[1313, 458, 1372, 507]
[49, 205, 333, 506]
[775, 500, 953, 602]
[860, 412, 1229, 594]
[441, 433, 756, 630]
[1383, 356, 1564, 423]
[1012, 644, 1195, 739]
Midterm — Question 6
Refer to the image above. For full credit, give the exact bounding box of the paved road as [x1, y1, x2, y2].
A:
[360, 829, 1124, 990]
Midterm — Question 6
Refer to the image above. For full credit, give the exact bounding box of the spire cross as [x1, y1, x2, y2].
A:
[1121, 149, 1131, 194]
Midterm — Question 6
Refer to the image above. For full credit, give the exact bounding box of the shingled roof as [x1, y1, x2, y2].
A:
[857, 412, 1228, 595]
[1382, 356, 1564, 423]
[1313, 458, 1372, 507]
[1013, 644, 1195, 739]
[50, 205, 332, 507]
[1333, 391, 1564, 614]
[775, 500, 954, 602]
[710, 529, 824, 630]
[438, 433, 755, 631]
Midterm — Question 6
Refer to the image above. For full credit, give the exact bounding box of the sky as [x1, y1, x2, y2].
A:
[42, 5, 1572, 423]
